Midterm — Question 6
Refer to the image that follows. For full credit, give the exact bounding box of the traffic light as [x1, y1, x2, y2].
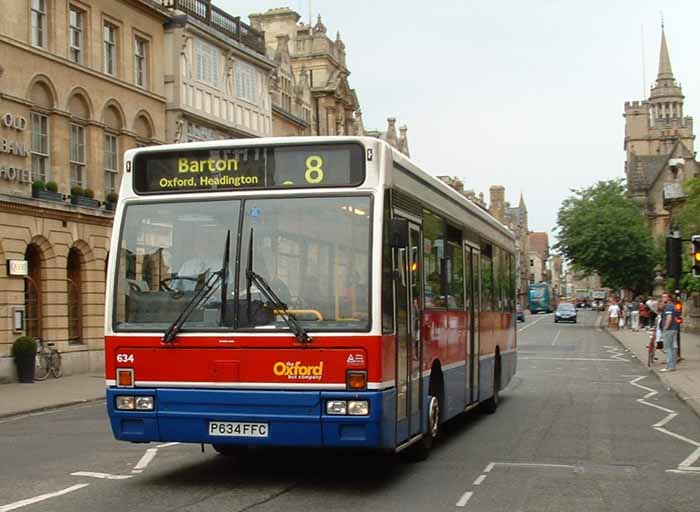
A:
[667, 235, 682, 280]
[675, 299, 684, 325]
[692, 235, 700, 277]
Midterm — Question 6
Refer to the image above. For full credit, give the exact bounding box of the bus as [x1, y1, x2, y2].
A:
[104, 136, 517, 460]
[574, 288, 592, 308]
[528, 283, 554, 313]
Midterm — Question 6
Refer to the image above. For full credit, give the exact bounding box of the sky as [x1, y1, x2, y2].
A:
[218, 0, 700, 237]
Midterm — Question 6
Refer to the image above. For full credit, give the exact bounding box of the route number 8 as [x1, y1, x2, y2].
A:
[305, 155, 324, 184]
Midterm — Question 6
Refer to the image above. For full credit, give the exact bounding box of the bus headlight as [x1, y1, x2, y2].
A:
[347, 400, 369, 416]
[326, 400, 347, 415]
[135, 396, 155, 410]
[115, 396, 135, 410]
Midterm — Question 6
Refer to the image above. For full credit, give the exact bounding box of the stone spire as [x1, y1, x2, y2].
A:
[657, 26, 674, 81]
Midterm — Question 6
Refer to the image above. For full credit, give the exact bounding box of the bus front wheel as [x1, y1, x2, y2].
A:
[410, 394, 440, 462]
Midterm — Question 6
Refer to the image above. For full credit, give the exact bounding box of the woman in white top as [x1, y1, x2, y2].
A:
[608, 302, 621, 330]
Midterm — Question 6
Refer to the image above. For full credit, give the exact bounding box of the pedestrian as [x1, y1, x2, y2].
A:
[630, 299, 640, 331]
[619, 300, 627, 329]
[608, 300, 620, 330]
[639, 298, 650, 328]
[660, 292, 680, 372]
[646, 296, 658, 330]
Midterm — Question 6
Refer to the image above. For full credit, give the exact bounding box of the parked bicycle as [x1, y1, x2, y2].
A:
[34, 338, 62, 380]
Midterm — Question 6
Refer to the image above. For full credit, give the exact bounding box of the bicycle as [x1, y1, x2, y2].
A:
[34, 338, 62, 380]
[646, 330, 662, 368]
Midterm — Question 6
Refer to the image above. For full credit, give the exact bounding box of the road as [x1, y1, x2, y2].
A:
[1, 310, 700, 511]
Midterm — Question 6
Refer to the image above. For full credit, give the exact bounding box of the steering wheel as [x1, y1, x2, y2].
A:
[159, 276, 199, 299]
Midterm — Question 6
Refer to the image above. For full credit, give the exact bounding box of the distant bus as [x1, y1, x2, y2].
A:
[529, 283, 554, 313]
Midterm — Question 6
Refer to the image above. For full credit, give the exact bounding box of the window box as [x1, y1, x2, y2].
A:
[70, 195, 100, 208]
[32, 189, 63, 202]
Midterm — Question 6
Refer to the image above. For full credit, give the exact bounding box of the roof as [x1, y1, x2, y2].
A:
[528, 232, 549, 259]
[627, 140, 695, 193]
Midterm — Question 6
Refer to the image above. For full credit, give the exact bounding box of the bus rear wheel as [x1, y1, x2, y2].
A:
[482, 359, 501, 414]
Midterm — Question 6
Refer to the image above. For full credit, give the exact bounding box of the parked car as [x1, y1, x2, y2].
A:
[516, 304, 525, 322]
[555, 303, 577, 323]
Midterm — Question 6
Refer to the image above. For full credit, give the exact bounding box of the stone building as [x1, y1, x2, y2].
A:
[364, 116, 410, 156]
[528, 232, 549, 284]
[250, 8, 361, 137]
[624, 26, 700, 237]
[0, 0, 168, 381]
[504, 193, 529, 307]
[162, 0, 275, 142]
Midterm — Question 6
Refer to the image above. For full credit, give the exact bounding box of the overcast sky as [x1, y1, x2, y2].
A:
[219, 0, 700, 237]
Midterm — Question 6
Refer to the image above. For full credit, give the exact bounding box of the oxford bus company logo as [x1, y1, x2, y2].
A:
[272, 361, 324, 381]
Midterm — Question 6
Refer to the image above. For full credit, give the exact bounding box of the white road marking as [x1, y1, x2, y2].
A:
[133, 448, 158, 471]
[493, 462, 578, 470]
[70, 471, 132, 480]
[518, 313, 552, 333]
[521, 357, 629, 362]
[484, 462, 495, 473]
[679, 447, 700, 469]
[157, 442, 180, 448]
[472, 474, 486, 485]
[456, 491, 474, 507]
[551, 330, 561, 346]
[0, 403, 102, 425]
[629, 375, 700, 473]
[0, 484, 89, 512]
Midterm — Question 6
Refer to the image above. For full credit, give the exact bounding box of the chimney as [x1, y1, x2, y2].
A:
[489, 185, 506, 222]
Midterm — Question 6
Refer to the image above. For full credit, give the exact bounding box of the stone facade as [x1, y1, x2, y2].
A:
[528, 232, 549, 284]
[363, 116, 410, 156]
[624, 27, 700, 238]
[503, 194, 529, 307]
[162, 1, 274, 142]
[250, 9, 360, 137]
[0, 0, 169, 381]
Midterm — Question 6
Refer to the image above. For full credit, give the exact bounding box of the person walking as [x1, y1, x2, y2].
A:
[660, 292, 680, 372]
[608, 300, 620, 330]
[630, 299, 640, 331]
[639, 298, 650, 328]
[646, 296, 658, 330]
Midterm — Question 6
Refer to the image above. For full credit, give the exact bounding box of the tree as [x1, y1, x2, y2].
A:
[675, 177, 700, 293]
[554, 179, 655, 293]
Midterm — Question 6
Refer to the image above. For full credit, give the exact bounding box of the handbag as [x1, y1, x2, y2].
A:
[656, 341, 664, 349]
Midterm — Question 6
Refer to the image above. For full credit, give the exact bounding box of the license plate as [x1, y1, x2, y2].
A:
[208, 421, 269, 438]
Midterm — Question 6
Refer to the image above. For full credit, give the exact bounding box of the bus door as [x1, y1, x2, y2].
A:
[465, 245, 481, 404]
[395, 220, 423, 441]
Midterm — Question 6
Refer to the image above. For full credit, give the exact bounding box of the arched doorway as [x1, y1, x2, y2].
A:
[67, 247, 83, 343]
[24, 244, 43, 339]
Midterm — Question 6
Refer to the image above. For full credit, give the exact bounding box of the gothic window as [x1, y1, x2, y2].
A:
[236, 61, 257, 103]
[195, 39, 220, 87]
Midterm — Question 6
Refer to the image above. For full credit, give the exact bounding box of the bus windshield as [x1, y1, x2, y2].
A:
[114, 195, 371, 332]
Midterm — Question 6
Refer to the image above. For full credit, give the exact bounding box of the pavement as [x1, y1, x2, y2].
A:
[0, 373, 105, 418]
[603, 314, 700, 419]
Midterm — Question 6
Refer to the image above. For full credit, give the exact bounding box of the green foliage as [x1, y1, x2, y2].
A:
[83, 188, 95, 199]
[105, 192, 119, 203]
[45, 181, 58, 192]
[554, 179, 655, 293]
[70, 186, 84, 197]
[11, 336, 37, 359]
[673, 178, 700, 292]
[32, 180, 45, 191]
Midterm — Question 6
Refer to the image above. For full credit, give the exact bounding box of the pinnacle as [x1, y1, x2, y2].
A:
[657, 27, 674, 81]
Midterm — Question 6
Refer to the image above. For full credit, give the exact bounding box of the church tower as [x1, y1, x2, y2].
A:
[623, 25, 698, 236]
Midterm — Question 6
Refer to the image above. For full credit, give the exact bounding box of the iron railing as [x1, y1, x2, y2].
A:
[162, 0, 266, 55]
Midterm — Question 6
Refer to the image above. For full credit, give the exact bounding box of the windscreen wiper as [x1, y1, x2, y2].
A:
[163, 231, 230, 344]
[246, 228, 312, 344]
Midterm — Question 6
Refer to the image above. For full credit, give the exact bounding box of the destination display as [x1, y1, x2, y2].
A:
[132, 143, 365, 194]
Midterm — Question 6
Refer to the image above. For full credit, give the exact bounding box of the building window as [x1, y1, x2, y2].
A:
[195, 39, 220, 87]
[103, 23, 117, 75]
[31, 0, 47, 48]
[236, 61, 258, 103]
[31, 113, 49, 182]
[530, 259, 534, 267]
[69, 7, 83, 63]
[70, 124, 85, 188]
[134, 37, 147, 87]
[104, 133, 118, 194]
[280, 76, 292, 112]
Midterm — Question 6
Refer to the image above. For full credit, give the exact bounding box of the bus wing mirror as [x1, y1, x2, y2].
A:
[389, 218, 409, 248]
